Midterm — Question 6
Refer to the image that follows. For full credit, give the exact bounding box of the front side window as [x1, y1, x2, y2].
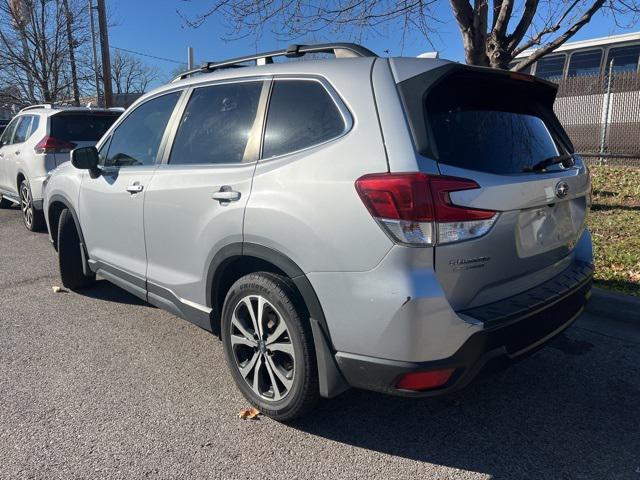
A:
[169, 81, 263, 165]
[606, 45, 640, 73]
[567, 49, 603, 77]
[535, 55, 566, 81]
[12, 116, 33, 144]
[104, 92, 180, 167]
[262, 80, 346, 158]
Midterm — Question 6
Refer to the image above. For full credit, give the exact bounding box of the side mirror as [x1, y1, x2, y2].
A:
[71, 146, 100, 175]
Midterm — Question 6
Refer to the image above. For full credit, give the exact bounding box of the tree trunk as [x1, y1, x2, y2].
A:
[61, 0, 80, 106]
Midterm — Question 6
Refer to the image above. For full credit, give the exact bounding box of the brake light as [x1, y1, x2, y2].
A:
[34, 136, 77, 154]
[355, 173, 497, 246]
[396, 368, 455, 391]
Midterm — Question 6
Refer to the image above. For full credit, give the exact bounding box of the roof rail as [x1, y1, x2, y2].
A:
[173, 42, 377, 82]
[19, 104, 54, 113]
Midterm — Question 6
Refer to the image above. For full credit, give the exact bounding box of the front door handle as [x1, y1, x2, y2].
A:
[126, 183, 144, 194]
[212, 186, 241, 202]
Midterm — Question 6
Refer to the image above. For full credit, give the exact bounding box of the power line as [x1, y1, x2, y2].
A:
[110, 45, 188, 65]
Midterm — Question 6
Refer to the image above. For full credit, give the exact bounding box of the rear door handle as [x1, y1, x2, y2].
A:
[212, 186, 241, 202]
[126, 183, 144, 194]
[14, 151, 20, 155]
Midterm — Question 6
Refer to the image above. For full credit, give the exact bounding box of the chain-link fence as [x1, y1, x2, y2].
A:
[554, 68, 640, 167]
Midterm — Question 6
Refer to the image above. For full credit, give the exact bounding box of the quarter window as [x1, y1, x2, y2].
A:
[104, 92, 180, 167]
[169, 81, 263, 165]
[535, 55, 566, 81]
[567, 49, 603, 77]
[262, 80, 346, 158]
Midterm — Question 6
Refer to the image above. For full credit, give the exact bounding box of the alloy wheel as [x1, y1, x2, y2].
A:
[20, 183, 33, 229]
[230, 295, 296, 402]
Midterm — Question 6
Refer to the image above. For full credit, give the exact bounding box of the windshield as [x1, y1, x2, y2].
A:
[50, 113, 120, 142]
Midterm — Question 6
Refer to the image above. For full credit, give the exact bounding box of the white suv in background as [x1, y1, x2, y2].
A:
[0, 105, 121, 231]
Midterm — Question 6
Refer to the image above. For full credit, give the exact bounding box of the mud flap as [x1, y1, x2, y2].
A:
[310, 317, 350, 398]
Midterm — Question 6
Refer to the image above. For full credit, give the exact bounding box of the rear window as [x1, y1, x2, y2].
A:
[426, 75, 562, 175]
[50, 113, 120, 142]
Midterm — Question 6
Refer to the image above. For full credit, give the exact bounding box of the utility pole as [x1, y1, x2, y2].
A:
[188, 47, 194, 70]
[88, 0, 101, 106]
[96, 0, 113, 107]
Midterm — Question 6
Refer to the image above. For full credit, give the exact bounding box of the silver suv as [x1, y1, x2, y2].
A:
[0, 105, 120, 231]
[43, 43, 594, 420]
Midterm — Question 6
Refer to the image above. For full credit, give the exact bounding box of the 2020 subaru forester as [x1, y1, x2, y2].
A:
[43, 43, 594, 420]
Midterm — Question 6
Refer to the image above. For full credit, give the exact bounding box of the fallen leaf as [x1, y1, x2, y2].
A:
[238, 407, 260, 420]
[52, 286, 67, 293]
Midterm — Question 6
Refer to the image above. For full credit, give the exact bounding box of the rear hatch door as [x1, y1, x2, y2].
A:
[399, 65, 590, 310]
[49, 111, 121, 166]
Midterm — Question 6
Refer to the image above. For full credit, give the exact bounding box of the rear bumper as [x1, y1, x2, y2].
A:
[335, 262, 593, 397]
[29, 175, 48, 208]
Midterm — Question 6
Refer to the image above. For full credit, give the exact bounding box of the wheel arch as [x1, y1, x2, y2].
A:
[16, 171, 26, 191]
[207, 242, 349, 398]
[46, 194, 85, 251]
[207, 243, 327, 335]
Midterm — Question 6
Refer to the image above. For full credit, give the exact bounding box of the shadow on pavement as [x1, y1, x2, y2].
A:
[80, 279, 148, 306]
[291, 331, 639, 479]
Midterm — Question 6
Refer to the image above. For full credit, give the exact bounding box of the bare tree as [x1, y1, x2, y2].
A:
[0, 1, 69, 105]
[61, 0, 80, 105]
[0, 0, 96, 108]
[109, 49, 158, 94]
[180, 0, 640, 70]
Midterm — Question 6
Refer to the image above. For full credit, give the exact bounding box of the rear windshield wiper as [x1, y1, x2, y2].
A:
[523, 153, 575, 172]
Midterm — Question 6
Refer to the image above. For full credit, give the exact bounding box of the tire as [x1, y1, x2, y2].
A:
[57, 208, 95, 290]
[0, 195, 12, 208]
[19, 179, 45, 231]
[221, 272, 319, 421]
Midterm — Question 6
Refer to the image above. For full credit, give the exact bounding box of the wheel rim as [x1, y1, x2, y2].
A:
[20, 184, 32, 228]
[230, 295, 296, 402]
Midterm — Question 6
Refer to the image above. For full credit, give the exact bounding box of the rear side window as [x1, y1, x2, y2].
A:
[51, 113, 120, 142]
[12, 116, 32, 143]
[426, 76, 562, 175]
[262, 80, 345, 158]
[169, 81, 263, 165]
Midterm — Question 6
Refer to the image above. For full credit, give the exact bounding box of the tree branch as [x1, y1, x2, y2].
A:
[511, 0, 605, 71]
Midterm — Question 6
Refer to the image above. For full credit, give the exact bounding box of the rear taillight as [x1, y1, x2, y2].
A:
[34, 136, 76, 154]
[355, 173, 497, 246]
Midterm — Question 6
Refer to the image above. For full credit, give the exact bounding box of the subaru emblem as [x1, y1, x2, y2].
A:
[555, 181, 569, 199]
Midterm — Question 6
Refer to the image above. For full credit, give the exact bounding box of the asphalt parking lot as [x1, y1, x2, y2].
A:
[0, 205, 638, 480]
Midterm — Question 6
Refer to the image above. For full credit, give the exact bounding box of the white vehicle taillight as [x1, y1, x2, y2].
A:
[355, 173, 497, 246]
[34, 136, 77, 155]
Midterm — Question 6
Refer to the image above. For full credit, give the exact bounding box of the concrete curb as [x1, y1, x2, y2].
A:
[586, 287, 640, 322]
